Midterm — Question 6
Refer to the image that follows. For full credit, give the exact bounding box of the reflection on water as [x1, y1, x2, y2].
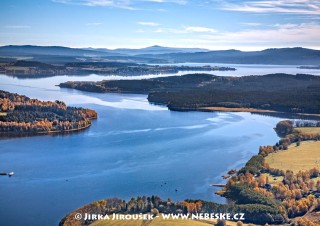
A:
[159, 63, 320, 76]
[2, 63, 320, 82]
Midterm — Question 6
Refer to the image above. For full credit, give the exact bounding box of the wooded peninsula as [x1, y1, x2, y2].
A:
[0, 90, 97, 137]
[59, 73, 320, 117]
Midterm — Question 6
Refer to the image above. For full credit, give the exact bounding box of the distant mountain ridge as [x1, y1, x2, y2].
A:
[0, 45, 122, 57]
[83, 45, 210, 55]
[138, 47, 320, 65]
[113, 45, 209, 55]
[1, 45, 319, 65]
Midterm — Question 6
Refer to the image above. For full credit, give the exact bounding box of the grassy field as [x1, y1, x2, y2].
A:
[6, 66, 30, 70]
[91, 217, 212, 226]
[265, 141, 320, 174]
[261, 173, 283, 184]
[90, 215, 249, 226]
[200, 106, 274, 113]
[295, 127, 320, 135]
[91, 219, 143, 226]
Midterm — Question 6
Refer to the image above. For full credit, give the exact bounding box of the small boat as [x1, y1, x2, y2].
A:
[8, 172, 14, 177]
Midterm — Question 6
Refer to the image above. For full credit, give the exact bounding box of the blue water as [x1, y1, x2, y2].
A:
[0, 71, 282, 226]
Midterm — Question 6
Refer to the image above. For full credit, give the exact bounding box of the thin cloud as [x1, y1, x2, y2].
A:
[146, 22, 320, 50]
[241, 22, 262, 26]
[147, 0, 187, 4]
[5, 25, 31, 29]
[154, 26, 217, 33]
[200, 23, 320, 47]
[85, 22, 103, 26]
[52, 0, 187, 10]
[138, 21, 160, 26]
[220, 0, 320, 15]
[81, 0, 136, 9]
[185, 26, 217, 33]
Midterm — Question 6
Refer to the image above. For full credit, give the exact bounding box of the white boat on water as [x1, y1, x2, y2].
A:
[8, 172, 14, 176]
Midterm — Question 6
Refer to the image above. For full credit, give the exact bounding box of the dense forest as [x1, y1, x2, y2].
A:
[59, 195, 287, 226]
[59, 73, 320, 115]
[0, 60, 235, 78]
[0, 90, 97, 136]
[141, 47, 320, 65]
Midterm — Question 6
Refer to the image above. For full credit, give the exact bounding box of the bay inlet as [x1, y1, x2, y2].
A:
[0, 67, 288, 226]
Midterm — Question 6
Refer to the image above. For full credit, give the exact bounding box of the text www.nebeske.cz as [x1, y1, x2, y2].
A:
[80, 212, 245, 221]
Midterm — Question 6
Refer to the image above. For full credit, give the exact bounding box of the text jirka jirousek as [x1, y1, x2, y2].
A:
[82, 212, 245, 221]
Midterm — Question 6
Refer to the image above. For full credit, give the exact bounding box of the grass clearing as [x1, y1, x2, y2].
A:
[295, 127, 320, 135]
[91, 219, 143, 226]
[91, 216, 212, 226]
[265, 141, 320, 174]
[90, 215, 249, 226]
[261, 173, 283, 184]
[151, 217, 211, 226]
[199, 106, 274, 113]
[5, 66, 30, 71]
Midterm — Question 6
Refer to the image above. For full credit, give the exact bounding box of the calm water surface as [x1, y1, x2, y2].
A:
[0, 67, 286, 226]
[152, 63, 320, 77]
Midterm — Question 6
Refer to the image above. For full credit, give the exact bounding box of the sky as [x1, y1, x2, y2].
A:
[0, 0, 320, 50]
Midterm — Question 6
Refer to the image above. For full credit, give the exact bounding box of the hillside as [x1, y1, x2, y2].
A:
[0, 45, 121, 57]
[1, 46, 320, 65]
[138, 47, 320, 65]
[111, 45, 209, 55]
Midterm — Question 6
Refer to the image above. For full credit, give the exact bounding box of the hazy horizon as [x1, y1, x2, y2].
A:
[1, 0, 319, 51]
[1, 44, 319, 52]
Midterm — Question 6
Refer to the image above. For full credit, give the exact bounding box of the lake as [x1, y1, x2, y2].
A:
[0, 65, 297, 226]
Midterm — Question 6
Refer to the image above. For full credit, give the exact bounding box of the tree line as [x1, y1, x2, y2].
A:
[0, 90, 97, 136]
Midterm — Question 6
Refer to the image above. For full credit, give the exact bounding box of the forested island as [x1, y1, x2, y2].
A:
[59, 73, 320, 116]
[298, 66, 320, 70]
[59, 120, 320, 226]
[0, 90, 97, 137]
[0, 60, 235, 78]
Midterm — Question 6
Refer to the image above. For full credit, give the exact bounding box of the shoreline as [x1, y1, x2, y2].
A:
[0, 120, 96, 139]
[58, 73, 320, 119]
[58, 118, 320, 226]
[167, 106, 320, 120]
[198, 106, 276, 113]
[0, 90, 98, 139]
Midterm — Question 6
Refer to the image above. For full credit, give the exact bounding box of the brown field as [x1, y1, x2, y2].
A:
[261, 173, 283, 184]
[91, 217, 211, 226]
[90, 215, 249, 226]
[265, 141, 320, 174]
[91, 219, 143, 226]
[297, 113, 320, 117]
[5, 66, 30, 71]
[295, 127, 320, 135]
[199, 106, 274, 113]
